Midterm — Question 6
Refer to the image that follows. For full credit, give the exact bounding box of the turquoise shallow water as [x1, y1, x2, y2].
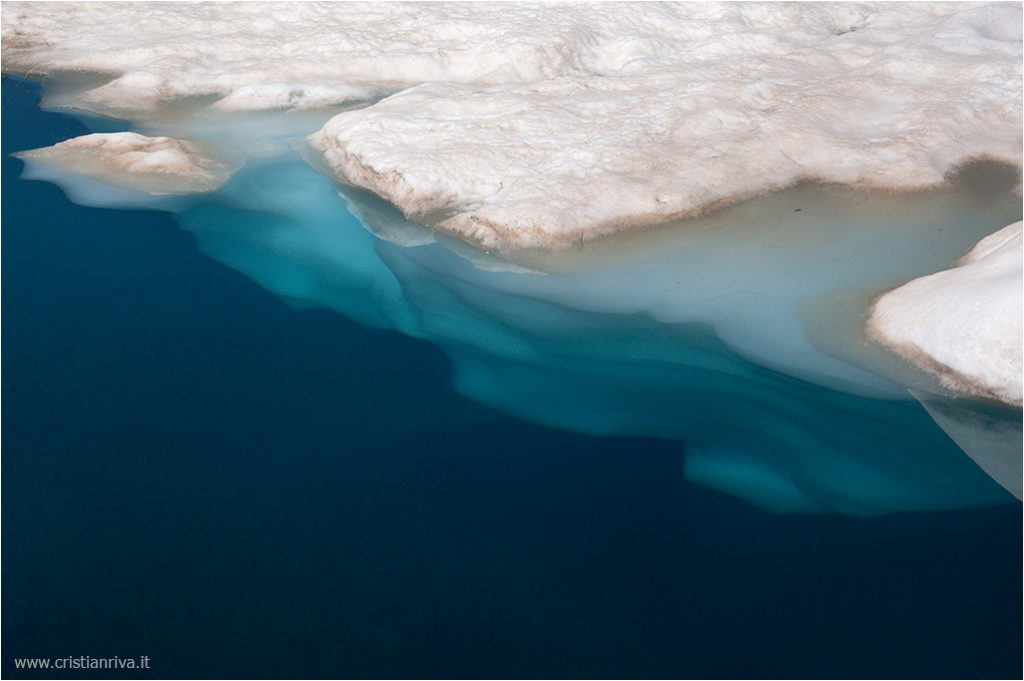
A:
[2, 77, 1021, 678]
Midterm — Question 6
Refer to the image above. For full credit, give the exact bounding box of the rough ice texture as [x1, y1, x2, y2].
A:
[305, 2, 1024, 252]
[1, 2, 677, 114]
[869, 223, 1024, 406]
[3, 2, 1021, 251]
[15, 133, 237, 194]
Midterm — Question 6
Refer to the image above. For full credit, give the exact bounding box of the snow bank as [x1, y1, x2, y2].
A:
[304, 2, 1023, 252]
[2, 2, 703, 114]
[3, 3, 1020, 251]
[870, 222, 1023, 406]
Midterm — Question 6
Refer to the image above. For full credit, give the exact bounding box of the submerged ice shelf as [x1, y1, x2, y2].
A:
[15, 146, 1020, 514]
[4, 1, 1022, 513]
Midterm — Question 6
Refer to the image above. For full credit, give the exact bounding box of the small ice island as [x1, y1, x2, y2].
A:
[4, 2, 1021, 514]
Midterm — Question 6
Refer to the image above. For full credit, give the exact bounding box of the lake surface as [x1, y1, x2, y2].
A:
[2, 77, 1021, 679]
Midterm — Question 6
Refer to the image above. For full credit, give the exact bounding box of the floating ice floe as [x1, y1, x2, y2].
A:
[870, 222, 1023, 499]
[14, 132, 238, 194]
[871, 221, 1023, 407]
[3, 1, 1021, 511]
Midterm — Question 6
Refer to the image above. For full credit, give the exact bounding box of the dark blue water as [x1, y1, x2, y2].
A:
[2, 77, 1021, 679]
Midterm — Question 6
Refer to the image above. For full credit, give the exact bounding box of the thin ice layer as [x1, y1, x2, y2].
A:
[869, 222, 1024, 406]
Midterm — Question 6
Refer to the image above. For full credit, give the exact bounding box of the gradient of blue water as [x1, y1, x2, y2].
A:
[2, 78, 1021, 679]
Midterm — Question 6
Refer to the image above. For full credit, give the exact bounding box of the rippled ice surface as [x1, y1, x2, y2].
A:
[3, 77, 1021, 679]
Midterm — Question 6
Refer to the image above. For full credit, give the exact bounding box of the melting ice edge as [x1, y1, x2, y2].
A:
[5, 1, 1023, 515]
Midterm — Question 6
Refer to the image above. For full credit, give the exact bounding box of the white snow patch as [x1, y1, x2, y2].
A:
[306, 1, 1022, 252]
[1, 2, 654, 114]
[869, 222, 1024, 406]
